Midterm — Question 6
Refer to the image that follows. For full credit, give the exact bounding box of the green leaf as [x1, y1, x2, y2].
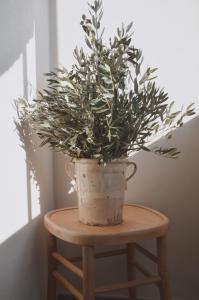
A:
[85, 37, 92, 49]
[126, 21, 133, 33]
[93, 108, 110, 114]
[140, 145, 151, 152]
[134, 79, 138, 94]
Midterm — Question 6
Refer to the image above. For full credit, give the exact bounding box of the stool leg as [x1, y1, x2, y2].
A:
[126, 243, 137, 300]
[82, 246, 95, 300]
[157, 236, 171, 300]
[47, 233, 57, 300]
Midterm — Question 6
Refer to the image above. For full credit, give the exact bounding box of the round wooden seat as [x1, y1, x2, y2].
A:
[44, 204, 169, 246]
[45, 204, 171, 300]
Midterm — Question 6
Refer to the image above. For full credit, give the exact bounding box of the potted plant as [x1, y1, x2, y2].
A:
[17, 0, 195, 225]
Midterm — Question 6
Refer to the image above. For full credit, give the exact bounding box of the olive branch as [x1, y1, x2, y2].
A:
[16, 0, 195, 163]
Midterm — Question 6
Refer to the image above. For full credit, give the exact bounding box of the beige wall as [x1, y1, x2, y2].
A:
[54, 1, 199, 299]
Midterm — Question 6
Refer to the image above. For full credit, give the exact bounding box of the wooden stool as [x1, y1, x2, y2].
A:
[44, 204, 171, 300]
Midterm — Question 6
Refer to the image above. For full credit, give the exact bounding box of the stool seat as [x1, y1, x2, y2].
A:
[44, 204, 169, 246]
[45, 204, 171, 300]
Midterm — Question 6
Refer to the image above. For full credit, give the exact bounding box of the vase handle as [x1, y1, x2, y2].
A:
[65, 159, 75, 181]
[126, 161, 137, 182]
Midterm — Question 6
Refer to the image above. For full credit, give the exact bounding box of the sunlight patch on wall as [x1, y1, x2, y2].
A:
[30, 170, 41, 219]
[0, 24, 40, 244]
[25, 23, 41, 220]
[25, 23, 37, 98]
[0, 55, 28, 244]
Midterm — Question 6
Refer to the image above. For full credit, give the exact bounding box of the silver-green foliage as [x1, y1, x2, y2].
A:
[19, 0, 195, 163]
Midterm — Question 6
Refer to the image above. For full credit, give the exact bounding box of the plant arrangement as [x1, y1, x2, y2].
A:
[17, 0, 195, 164]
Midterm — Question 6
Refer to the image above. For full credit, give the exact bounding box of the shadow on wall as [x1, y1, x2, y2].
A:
[0, 1, 57, 300]
[54, 152, 78, 207]
[0, 217, 47, 299]
[0, 0, 34, 76]
[1, 113, 54, 300]
[14, 105, 54, 222]
[54, 115, 199, 300]
[0, 0, 57, 229]
[126, 115, 199, 300]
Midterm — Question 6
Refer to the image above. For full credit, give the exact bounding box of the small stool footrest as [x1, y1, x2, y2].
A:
[95, 275, 161, 294]
[69, 248, 126, 262]
[133, 260, 152, 277]
[52, 271, 83, 300]
[52, 251, 83, 278]
[134, 243, 158, 263]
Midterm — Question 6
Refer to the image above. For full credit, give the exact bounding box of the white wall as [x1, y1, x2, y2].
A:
[54, 1, 199, 299]
[1, 1, 198, 299]
[0, 1, 54, 300]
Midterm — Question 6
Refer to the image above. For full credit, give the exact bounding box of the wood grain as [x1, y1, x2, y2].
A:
[52, 251, 83, 278]
[44, 204, 169, 246]
[44, 204, 170, 300]
[53, 271, 83, 300]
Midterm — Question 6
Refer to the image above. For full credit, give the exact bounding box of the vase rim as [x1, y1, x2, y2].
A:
[70, 157, 131, 164]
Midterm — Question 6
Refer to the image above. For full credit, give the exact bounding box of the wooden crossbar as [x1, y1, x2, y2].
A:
[134, 243, 158, 263]
[95, 275, 161, 293]
[133, 260, 151, 277]
[52, 271, 83, 300]
[52, 252, 83, 279]
[69, 248, 126, 263]
[133, 261, 159, 287]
